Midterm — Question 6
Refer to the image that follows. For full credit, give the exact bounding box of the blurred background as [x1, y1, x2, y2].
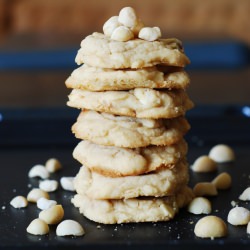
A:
[0, 0, 249, 108]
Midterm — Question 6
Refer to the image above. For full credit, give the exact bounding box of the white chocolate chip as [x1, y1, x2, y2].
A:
[193, 182, 218, 197]
[27, 188, 50, 203]
[39, 180, 58, 192]
[56, 220, 85, 237]
[118, 7, 137, 28]
[10, 196, 28, 209]
[39, 204, 64, 225]
[194, 216, 227, 239]
[103, 16, 121, 37]
[111, 26, 134, 42]
[45, 158, 62, 173]
[247, 222, 250, 234]
[138, 27, 161, 42]
[37, 197, 57, 210]
[26, 218, 49, 235]
[60, 177, 75, 191]
[227, 207, 250, 226]
[187, 197, 212, 215]
[211, 172, 232, 190]
[239, 187, 250, 201]
[191, 155, 217, 172]
[28, 164, 50, 179]
[209, 144, 235, 163]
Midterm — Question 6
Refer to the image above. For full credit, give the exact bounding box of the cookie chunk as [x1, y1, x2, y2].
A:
[72, 110, 190, 148]
[67, 88, 194, 119]
[74, 160, 189, 200]
[73, 139, 188, 177]
[75, 33, 190, 69]
[65, 64, 190, 91]
[72, 186, 193, 224]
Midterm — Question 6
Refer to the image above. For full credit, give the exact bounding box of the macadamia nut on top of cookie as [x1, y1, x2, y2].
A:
[102, 6, 161, 42]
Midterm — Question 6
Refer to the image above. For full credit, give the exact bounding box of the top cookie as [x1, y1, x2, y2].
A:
[75, 32, 190, 69]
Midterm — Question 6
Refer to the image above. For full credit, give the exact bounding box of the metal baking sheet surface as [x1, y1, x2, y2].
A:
[0, 107, 249, 250]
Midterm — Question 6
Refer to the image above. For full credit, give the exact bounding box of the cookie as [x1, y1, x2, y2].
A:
[73, 139, 188, 177]
[65, 64, 190, 91]
[72, 186, 194, 224]
[72, 110, 190, 148]
[67, 88, 194, 119]
[73, 160, 189, 200]
[75, 32, 190, 69]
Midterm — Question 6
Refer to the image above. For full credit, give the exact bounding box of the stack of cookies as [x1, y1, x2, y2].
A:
[66, 7, 194, 224]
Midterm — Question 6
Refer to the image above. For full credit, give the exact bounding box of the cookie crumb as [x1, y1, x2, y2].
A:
[231, 200, 238, 207]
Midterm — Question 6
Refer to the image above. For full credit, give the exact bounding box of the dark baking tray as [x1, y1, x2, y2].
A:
[0, 106, 250, 250]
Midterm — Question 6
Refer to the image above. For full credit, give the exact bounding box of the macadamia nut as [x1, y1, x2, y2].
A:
[118, 7, 137, 28]
[209, 144, 235, 163]
[27, 188, 49, 203]
[138, 27, 161, 41]
[194, 216, 227, 239]
[39, 180, 58, 192]
[227, 207, 250, 226]
[103, 16, 121, 37]
[56, 220, 85, 237]
[10, 196, 28, 209]
[26, 218, 49, 235]
[39, 204, 64, 225]
[111, 26, 134, 42]
[193, 182, 218, 197]
[45, 158, 62, 173]
[191, 155, 217, 172]
[28, 165, 49, 179]
[187, 197, 212, 215]
[60, 177, 75, 191]
[239, 187, 250, 201]
[130, 19, 144, 36]
[37, 197, 57, 210]
[247, 222, 250, 234]
[212, 172, 232, 190]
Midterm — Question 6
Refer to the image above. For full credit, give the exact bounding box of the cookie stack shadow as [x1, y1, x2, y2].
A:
[65, 32, 194, 224]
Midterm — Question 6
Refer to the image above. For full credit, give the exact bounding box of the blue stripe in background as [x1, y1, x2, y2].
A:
[0, 41, 249, 70]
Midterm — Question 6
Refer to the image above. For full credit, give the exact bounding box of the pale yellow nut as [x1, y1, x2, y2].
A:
[39, 180, 58, 192]
[194, 216, 227, 238]
[37, 197, 57, 210]
[60, 177, 75, 191]
[45, 158, 62, 173]
[27, 188, 49, 203]
[239, 187, 250, 201]
[26, 218, 49, 235]
[111, 26, 134, 42]
[193, 182, 218, 197]
[187, 197, 212, 215]
[212, 172, 232, 190]
[191, 155, 217, 172]
[131, 19, 144, 36]
[227, 207, 250, 226]
[103, 16, 121, 37]
[10, 196, 28, 208]
[28, 164, 49, 179]
[247, 222, 250, 234]
[56, 220, 85, 237]
[208, 144, 235, 163]
[118, 7, 137, 28]
[39, 204, 64, 225]
[138, 27, 162, 42]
